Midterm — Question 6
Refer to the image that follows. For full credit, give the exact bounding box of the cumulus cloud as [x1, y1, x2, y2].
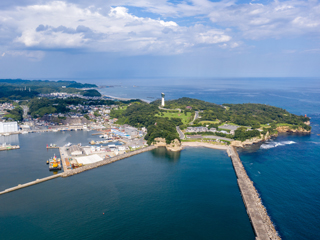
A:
[0, 1, 232, 55]
[1, 0, 317, 56]
[207, 0, 320, 39]
[114, 0, 320, 39]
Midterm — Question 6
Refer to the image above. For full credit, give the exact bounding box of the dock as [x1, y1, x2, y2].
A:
[0, 145, 20, 151]
[227, 146, 280, 240]
[62, 145, 157, 177]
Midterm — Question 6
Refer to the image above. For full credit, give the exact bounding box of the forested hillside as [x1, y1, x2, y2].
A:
[110, 102, 181, 144]
[159, 97, 310, 130]
[0, 79, 100, 100]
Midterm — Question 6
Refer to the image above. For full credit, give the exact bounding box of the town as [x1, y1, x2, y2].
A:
[0, 97, 148, 165]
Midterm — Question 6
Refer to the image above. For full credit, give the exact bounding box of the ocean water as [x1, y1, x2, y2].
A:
[0, 146, 255, 240]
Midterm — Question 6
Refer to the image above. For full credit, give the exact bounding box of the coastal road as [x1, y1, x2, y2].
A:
[189, 111, 200, 125]
[186, 135, 233, 142]
[176, 126, 185, 139]
[22, 105, 29, 119]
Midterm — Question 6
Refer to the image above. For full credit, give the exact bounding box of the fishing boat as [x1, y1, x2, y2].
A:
[65, 142, 71, 147]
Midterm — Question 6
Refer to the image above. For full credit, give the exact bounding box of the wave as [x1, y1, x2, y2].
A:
[260, 141, 296, 149]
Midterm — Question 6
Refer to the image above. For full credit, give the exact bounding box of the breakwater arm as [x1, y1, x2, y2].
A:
[0, 174, 63, 195]
[227, 146, 280, 240]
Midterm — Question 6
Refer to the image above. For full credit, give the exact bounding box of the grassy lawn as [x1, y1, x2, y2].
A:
[276, 123, 293, 127]
[220, 122, 239, 126]
[155, 111, 193, 124]
[199, 120, 220, 124]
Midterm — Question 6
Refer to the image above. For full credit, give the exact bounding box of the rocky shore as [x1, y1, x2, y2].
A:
[231, 127, 311, 148]
[152, 138, 183, 151]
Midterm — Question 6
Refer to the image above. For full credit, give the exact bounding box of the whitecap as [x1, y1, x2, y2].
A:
[260, 141, 296, 149]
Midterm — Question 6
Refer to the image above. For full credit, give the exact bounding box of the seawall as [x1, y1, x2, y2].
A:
[227, 146, 280, 240]
[62, 145, 158, 177]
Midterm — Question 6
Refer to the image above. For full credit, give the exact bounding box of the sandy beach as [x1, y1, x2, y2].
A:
[181, 142, 228, 150]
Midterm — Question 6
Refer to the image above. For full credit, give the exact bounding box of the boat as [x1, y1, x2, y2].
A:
[3, 133, 9, 136]
[46, 160, 49, 164]
[21, 131, 28, 134]
[65, 142, 71, 147]
[48, 154, 62, 171]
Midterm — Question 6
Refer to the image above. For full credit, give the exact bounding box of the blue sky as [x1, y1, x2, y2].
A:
[0, 0, 319, 79]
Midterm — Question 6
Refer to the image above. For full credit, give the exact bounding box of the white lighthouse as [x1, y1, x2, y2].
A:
[161, 93, 165, 107]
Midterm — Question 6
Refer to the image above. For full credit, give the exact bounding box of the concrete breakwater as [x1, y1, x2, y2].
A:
[62, 145, 158, 177]
[227, 146, 280, 240]
[0, 173, 63, 195]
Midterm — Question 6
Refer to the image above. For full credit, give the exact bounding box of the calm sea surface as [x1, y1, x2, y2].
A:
[97, 77, 320, 240]
[1, 78, 320, 239]
[0, 135, 254, 239]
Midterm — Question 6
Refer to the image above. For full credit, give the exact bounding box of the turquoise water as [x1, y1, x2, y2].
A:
[0, 146, 254, 239]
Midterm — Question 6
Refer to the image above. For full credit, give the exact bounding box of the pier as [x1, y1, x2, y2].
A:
[0, 145, 20, 151]
[227, 146, 280, 240]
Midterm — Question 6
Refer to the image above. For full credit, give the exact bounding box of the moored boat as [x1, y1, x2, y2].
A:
[48, 154, 62, 171]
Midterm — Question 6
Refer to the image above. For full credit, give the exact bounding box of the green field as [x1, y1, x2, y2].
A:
[276, 123, 294, 127]
[199, 120, 220, 125]
[155, 111, 193, 124]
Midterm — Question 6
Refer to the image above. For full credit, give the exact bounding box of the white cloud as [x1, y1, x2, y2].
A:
[1, 0, 317, 56]
[207, 0, 320, 39]
[0, 1, 232, 55]
[114, 0, 320, 39]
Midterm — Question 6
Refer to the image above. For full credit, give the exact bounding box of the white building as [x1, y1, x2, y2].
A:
[161, 93, 165, 107]
[0, 122, 18, 133]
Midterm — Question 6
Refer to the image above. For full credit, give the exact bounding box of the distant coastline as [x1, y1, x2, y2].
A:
[103, 94, 151, 103]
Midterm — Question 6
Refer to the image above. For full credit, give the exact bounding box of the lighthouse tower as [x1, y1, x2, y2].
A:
[161, 93, 165, 107]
